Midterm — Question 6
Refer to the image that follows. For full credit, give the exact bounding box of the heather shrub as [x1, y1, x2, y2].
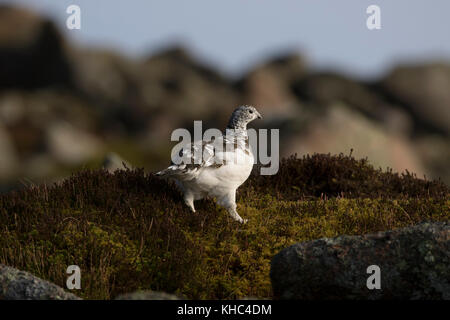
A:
[245, 153, 448, 200]
[0, 154, 448, 299]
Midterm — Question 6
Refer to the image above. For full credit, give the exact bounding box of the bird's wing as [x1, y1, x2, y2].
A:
[156, 134, 250, 179]
[156, 138, 224, 179]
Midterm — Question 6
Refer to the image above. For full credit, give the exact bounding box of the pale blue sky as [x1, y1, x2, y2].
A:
[4, 0, 450, 79]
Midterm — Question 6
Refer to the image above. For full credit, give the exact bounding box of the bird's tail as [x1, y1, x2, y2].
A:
[154, 169, 168, 176]
[154, 165, 181, 177]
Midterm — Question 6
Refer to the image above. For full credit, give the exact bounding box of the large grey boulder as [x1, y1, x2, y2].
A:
[238, 54, 305, 120]
[270, 222, 450, 300]
[0, 6, 73, 89]
[0, 123, 18, 179]
[46, 121, 103, 165]
[0, 265, 80, 300]
[380, 63, 450, 135]
[283, 103, 425, 177]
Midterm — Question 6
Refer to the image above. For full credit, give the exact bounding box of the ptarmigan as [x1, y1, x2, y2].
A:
[156, 105, 262, 223]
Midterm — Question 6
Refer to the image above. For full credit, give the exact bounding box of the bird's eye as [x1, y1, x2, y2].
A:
[249, 110, 253, 114]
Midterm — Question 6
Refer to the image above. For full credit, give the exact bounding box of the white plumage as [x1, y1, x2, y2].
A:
[156, 105, 262, 223]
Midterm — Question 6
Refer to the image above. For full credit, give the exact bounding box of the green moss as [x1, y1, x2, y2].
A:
[0, 154, 448, 299]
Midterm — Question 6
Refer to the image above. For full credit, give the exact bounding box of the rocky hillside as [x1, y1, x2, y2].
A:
[0, 5, 449, 192]
[0, 154, 448, 299]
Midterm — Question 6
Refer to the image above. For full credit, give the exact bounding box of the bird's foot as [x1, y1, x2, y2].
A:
[231, 213, 247, 224]
[185, 203, 196, 213]
[184, 197, 196, 212]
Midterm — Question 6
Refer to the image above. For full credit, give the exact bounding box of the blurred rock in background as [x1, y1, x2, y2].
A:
[0, 5, 449, 191]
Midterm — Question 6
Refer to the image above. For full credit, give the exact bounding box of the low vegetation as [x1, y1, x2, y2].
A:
[0, 153, 448, 299]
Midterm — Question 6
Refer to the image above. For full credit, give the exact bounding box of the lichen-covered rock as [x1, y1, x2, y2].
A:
[270, 222, 450, 300]
[0, 264, 81, 300]
[115, 290, 180, 300]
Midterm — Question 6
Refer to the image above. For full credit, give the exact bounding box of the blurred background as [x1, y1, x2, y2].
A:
[0, 0, 449, 192]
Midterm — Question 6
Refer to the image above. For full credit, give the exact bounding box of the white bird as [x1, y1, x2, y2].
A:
[156, 105, 262, 223]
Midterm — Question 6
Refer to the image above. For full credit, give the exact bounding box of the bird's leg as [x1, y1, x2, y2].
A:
[218, 191, 247, 224]
[228, 204, 247, 224]
[183, 192, 196, 212]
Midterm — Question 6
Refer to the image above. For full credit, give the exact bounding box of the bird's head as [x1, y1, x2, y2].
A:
[227, 105, 262, 130]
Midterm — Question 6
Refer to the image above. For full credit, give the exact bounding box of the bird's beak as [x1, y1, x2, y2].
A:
[256, 111, 262, 119]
